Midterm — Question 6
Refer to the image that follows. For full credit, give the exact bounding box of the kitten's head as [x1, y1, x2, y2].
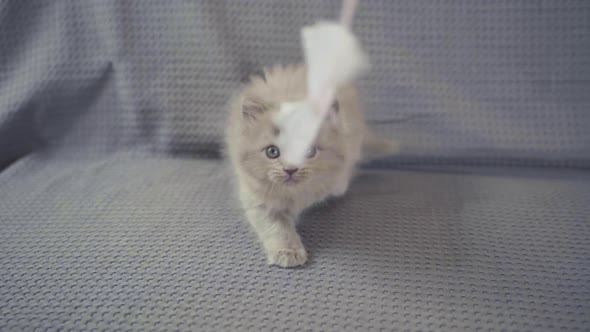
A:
[236, 94, 345, 191]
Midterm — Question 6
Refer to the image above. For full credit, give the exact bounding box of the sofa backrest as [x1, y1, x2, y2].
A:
[1, 1, 589, 168]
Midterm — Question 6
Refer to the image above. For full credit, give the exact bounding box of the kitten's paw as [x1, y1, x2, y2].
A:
[330, 181, 349, 197]
[331, 186, 348, 197]
[267, 246, 307, 268]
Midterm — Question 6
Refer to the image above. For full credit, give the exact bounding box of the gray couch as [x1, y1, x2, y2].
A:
[1, 1, 589, 331]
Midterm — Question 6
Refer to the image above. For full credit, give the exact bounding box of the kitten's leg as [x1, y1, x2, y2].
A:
[244, 206, 307, 268]
[330, 165, 354, 197]
[330, 176, 350, 197]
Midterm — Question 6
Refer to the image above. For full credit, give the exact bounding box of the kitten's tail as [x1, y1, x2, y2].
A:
[361, 133, 400, 160]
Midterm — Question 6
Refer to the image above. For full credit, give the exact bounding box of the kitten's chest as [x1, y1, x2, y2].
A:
[265, 185, 330, 213]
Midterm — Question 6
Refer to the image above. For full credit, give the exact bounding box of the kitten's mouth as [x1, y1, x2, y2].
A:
[283, 177, 299, 185]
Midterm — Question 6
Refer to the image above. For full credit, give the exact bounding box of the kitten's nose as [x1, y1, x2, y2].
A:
[283, 168, 298, 176]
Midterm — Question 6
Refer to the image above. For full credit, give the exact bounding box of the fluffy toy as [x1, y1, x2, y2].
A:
[273, 0, 369, 165]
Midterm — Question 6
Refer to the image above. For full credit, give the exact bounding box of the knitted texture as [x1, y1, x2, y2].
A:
[0, 1, 589, 166]
[1, 1, 590, 331]
[1, 154, 589, 331]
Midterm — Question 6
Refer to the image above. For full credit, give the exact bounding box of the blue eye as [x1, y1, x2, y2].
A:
[265, 145, 280, 159]
[306, 147, 317, 158]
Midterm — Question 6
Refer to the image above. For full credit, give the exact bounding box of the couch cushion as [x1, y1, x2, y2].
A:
[1, 153, 588, 331]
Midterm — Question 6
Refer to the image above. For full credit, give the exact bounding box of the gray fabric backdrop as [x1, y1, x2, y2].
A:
[1, 0, 589, 168]
[1, 1, 590, 331]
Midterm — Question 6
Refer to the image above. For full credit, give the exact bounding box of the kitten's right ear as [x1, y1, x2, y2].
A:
[241, 96, 267, 121]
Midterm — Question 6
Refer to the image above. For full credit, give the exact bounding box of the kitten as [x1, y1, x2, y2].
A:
[225, 64, 396, 268]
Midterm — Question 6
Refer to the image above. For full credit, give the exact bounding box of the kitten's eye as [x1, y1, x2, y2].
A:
[306, 146, 317, 159]
[265, 145, 280, 159]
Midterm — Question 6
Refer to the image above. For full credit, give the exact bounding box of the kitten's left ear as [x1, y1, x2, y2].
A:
[331, 100, 340, 113]
[241, 96, 267, 121]
[327, 100, 340, 125]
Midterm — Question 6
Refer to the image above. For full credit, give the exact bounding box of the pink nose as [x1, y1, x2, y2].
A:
[283, 168, 298, 176]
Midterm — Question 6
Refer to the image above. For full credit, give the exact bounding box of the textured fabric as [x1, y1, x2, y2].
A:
[2, 1, 590, 331]
[1, 153, 589, 331]
[1, 1, 590, 167]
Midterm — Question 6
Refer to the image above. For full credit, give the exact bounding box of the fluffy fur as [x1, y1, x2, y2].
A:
[225, 64, 396, 267]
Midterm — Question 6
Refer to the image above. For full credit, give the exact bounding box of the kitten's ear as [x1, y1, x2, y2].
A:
[330, 100, 340, 113]
[241, 96, 267, 121]
[327, 100, 340, 125]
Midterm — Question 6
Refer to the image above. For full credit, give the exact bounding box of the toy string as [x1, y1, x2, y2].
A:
[340, 0, 358, 28]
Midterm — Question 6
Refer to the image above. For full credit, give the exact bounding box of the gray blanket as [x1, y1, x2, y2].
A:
[1, 1, 589, 331]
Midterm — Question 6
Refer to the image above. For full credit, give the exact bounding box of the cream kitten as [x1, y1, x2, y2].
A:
[225, 64, 396, 268]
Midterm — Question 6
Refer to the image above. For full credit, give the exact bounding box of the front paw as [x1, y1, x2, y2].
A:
[330, 178, 350, 197]
[267, 246, 307, 268]
[330, 184, 348, 197]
